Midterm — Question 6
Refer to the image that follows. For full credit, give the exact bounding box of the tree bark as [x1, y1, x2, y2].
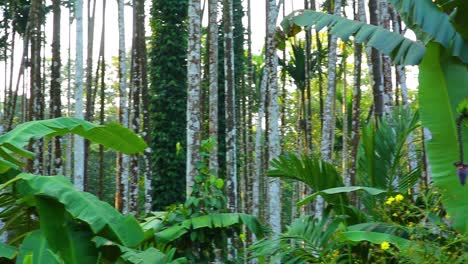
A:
[266, 0, 282, 235]
[74, 0, 85, 191]
[223, 0, 238, 214]
[186, 0, 202, 196]
[318, 0, 342, 219]
[381, 0, 392, 116]
[50, 0, 62, 175]
[349, 0, 366, 187]
[208, 0, 219, 176]
[369, 0, 384, 119]
[116, 0, 130, 213]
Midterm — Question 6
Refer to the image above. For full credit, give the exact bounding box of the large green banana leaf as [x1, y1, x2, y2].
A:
[16, 173, 145, 247]
[93, 236, 187, 264]
[297, 186, 386, 207]
[0, 118, 147, 173]
[389, 0, 468, 63]
[419, 42, 468, 233]
[154, 213, 264, 243]
[15, 231, 63, 264]
[0, 242, 16, 260]
[35, 197, 98, 264]
[280, 10, 425, 65]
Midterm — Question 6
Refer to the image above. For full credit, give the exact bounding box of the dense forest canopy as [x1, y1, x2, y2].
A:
[0, 0, 467, 263]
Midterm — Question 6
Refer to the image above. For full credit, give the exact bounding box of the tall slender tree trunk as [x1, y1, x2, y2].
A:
[74, 0, 85, 191]
[266, 0, 282, 235]
[97, 0, 107, 200]
[187, 0, 202, 196]
[369, 0, 384, 119]
[30, 0, 44, 174]
[208, 0, 219, 175]
[223, 0, 238, 213]
[381, 0, 392, 116]
[116, 0, 130, 213]
[84, 0, 97, 190]
[349, 0, 366, 187]
[318, 0, 342, 219]
[129, 0, 147, 215]
[50, 0, 62, 175]
[66, 9, 73, 177]
[246, 0, 254, 218]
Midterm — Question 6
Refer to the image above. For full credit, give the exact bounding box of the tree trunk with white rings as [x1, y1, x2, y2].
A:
[116, 0, 130, 213]
[381, 0, 393, 116]
[318, 0, 342, 219]
[266, 0, 282, 236]
[224, 0, 238, 214]
[253, 68, 268, 220]
[186, 0, 202, 196]
[129, 0, 146, 215]
[349, 0, 366, 187]
[50, 0, 62, 175]
[74, 0, 85, 191]
[208, 0, 219, 176]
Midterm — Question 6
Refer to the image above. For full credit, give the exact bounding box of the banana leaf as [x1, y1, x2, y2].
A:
[93, 236, 187, 264]
[154, 213, 264, 243]
[280, 10, 425, 65]
[0, 242, 16, 260]
[0, 118, 146, 174]
[297, 186, 386, 207]
[418, 42, 468, 233]
[15, 231, 62, 264]
[16, 174, 145, 247]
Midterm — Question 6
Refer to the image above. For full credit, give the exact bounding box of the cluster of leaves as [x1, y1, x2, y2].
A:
[141, 139, 265, 263]
[0, 118, 183, 263]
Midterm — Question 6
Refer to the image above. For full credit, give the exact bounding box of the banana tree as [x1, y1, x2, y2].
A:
[280, 0, 468, 234]
[0, 118, 185, 263]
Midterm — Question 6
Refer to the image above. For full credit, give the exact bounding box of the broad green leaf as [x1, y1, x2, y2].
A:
[35, 197, 98, 264]
[340, 231, 420, 252]
[389, 0, 468, 63]
[419, 42, 468, 233]
[16, 174, 145, 247]
[0, 117, 146, 154]
[93, 237, 187, 264]
[0, 241, 16, 260]
[281, 10, 425, 65]
[297, 186, 386, 207]
[16, 231, 63, 264]
[155, 213, 264, 243]
[0, 118, 146, 175]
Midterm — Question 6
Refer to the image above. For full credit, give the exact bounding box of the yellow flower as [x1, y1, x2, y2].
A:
[385, 197, 395, 205]
[380, 241, 390, 250]
[433, 207, 439, 213]
[446, 214, 451, 219]
[408, 222, 414, 227]
[395, 194, 404, 202]
[392, 213, 398, 217]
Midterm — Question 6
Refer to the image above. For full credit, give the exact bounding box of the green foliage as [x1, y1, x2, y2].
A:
[418, 42, 468, 233]
[0, 117, 146, 174]
[250, 212, 346, 263]
[140, 140, 264, 263]
[0, 118, 179, 263]
[280, 9, 426, 65]
[389, 0, 468, 63]
[357, 108, 420, 193]
[149, 0, 188, 210]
